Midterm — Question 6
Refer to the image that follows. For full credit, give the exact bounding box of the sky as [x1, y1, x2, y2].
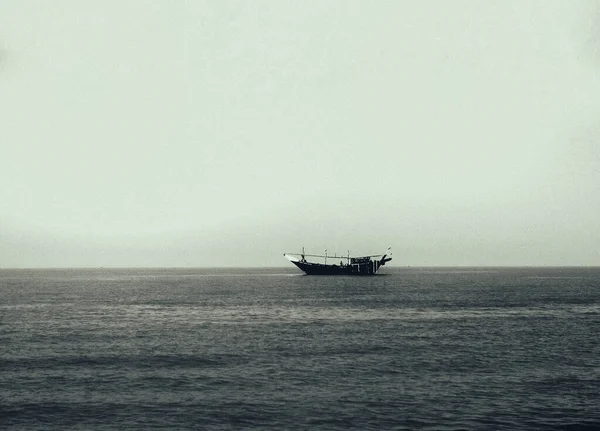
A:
[1, 0, 600, 267]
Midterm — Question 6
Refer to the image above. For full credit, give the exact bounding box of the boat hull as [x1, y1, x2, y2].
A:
[291, 260, 385, 276]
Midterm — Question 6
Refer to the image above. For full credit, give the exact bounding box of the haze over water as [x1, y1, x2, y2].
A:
[2, 1, 600, 267]
[2, 267, 599, 430]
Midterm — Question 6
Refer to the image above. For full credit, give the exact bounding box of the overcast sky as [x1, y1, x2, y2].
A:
[1, 1, 600, 267]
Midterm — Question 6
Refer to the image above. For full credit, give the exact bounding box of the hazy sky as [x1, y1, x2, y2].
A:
[1, 1, 600, 267]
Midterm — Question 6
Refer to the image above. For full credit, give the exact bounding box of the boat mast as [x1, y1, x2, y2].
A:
[325, 249, 327, 265]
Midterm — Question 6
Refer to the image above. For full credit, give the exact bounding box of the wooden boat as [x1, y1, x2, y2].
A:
[284, 247, 391, 275]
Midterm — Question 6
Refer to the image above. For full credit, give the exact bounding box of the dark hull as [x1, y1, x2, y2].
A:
[292, 260, 384, 276]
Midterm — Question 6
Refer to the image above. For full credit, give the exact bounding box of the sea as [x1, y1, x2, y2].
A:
[1, 267, 599, 430]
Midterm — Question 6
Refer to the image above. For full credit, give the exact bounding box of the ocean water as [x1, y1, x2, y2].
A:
[1, 267, 599, 430]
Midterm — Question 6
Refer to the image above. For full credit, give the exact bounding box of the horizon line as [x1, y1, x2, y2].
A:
[2, 265, 600, 270]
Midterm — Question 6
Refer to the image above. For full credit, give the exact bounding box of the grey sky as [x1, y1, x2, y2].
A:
[1, 1, 599, 267]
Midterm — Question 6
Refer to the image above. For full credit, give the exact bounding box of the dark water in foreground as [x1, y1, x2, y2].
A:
[1, 267, 599, 430]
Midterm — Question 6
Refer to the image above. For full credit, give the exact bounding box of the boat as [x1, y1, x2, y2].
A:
[283, 247, 392, 275]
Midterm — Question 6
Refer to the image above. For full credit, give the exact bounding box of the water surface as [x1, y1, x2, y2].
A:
[1, 267, 599, 430]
